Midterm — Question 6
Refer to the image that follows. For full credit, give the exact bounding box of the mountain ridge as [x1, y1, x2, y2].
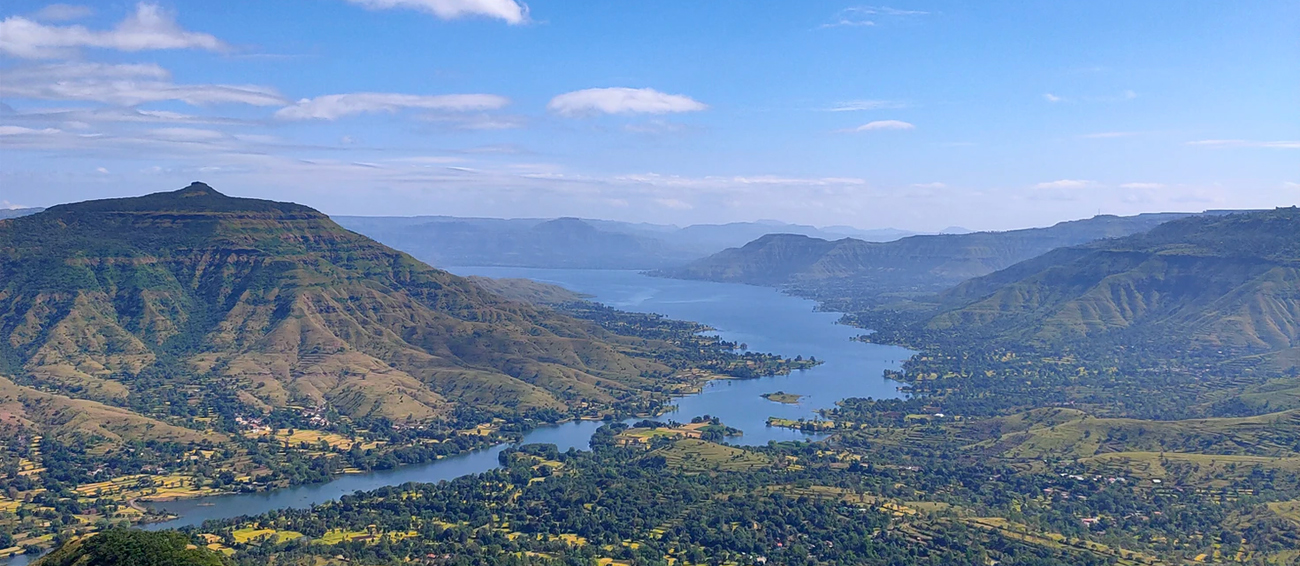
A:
[924, 207, 1300, 360]
[334, 215, 918, 270]
[658, 212, 1221, 299]
[0, 183, 686, 428]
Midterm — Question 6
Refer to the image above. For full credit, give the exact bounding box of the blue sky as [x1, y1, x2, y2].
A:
[0, 1, 1296, 231]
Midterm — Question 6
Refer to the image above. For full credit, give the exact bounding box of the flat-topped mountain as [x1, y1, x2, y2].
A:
[660, 212, 1204, 296]
[0, 183, 675, 428]
[926, 208, 1300, 361]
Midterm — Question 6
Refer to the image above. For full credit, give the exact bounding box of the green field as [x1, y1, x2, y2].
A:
[647, 439, 772, 472]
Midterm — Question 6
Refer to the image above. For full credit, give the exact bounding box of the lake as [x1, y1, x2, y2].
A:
[458, 268, 914, 446]
[6, 269, 909, 561]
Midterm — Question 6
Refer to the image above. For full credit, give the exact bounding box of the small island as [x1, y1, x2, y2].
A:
[762, 391, 803, 404]
[617, 415, 742, 445]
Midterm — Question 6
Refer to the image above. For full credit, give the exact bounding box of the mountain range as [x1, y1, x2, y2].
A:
[335, 215, 916, 270]
[926, 207, 1300, 363]
[0, 183, 693, 444]
[659, 212, 1214, 298]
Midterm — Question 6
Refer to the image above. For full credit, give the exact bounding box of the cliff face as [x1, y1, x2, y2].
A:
[0, 183, 668, 424]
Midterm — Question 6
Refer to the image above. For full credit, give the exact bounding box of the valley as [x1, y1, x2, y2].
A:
[0, 186, 826, 560]
[8, 193, 1300, 565]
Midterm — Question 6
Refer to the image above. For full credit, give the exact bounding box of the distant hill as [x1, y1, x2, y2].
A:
[662, 221, 914, 255]
[927, 208, 1300, 362]
[467, 276, 590, 307]
[35, 528, 227, 566]
[0, 207, 42, 220]
[335, 215, 693, 269]
[335, 216, 914, 270]
[0, 183, 687, 428]
[660, 212, 1206, 298]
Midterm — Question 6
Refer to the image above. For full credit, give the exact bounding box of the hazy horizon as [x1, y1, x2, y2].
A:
[1, 1, 1296, 232]
[3, 181, 1259, 236]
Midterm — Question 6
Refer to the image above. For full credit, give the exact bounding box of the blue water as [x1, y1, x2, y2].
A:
[5, 270, 909, 559]
[460, 268, 913, 445]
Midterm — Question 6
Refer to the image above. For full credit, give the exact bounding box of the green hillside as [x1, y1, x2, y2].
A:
[0, 183, 682, 422]
[660, 212, 1197, 300]
[35, 529, 227, 566]
[928, 208, 1300, 360]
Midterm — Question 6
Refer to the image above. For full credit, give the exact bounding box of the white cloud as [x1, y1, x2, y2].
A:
[0, 125, 62, 135]
[276, 93, 510, 120]
[822, 6, 928, 28]
[32, 4, 95, 21]
[825, 99, 908, 112]
[0, 3, 226, 59]
[0, 62, 285, 106]
[1186, 139, 1300, 149]
[146, 127, 229, 142]
[343, 0, 528, 24]
[1044, 93, 1063, 103]
[613, 173, 866, 189]
[1034, 179, 1092, 189]
[0, 122, 301, 157]
[843, 120, 915, 132]
[1284, 182, 1300, 190]
[912, 182, 947, 189]
[548, 88, 707, 117]
[1120, 182, 1165, 189]
[419, 112, 525, 130]
[0, 106, 256, 128]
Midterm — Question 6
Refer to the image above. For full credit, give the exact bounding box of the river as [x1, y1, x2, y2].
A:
[4, 269, 910, 563]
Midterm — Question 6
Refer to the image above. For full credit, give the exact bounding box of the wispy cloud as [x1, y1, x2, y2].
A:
[1080, 131, 1140, 139]
[0, 125, 62, 136]
[145, 127, 233, 142]
[0, 106, 254, 126]
[548, 88, 707, 117]
[1120, 182, 1165, 189]
[912, 182, 947, 189]
[1045, 90, 1138, 104]
[31, 4, 95, 22]
[822, 6, 929, 28]
[0, 2, 227, 59]
[1186, 139, 1300, 149]
[824, 99, 908, 112]
[342, 0, 528, 24]
[275, 93, 510, 120]
[841, 120, 915, 132]
[0, 62, 286, 106]
[1034, 179, 1092, 189]
[418, 112, 526, 130]
[623, 119, 689, 135]
[654, 198, 693, 210]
